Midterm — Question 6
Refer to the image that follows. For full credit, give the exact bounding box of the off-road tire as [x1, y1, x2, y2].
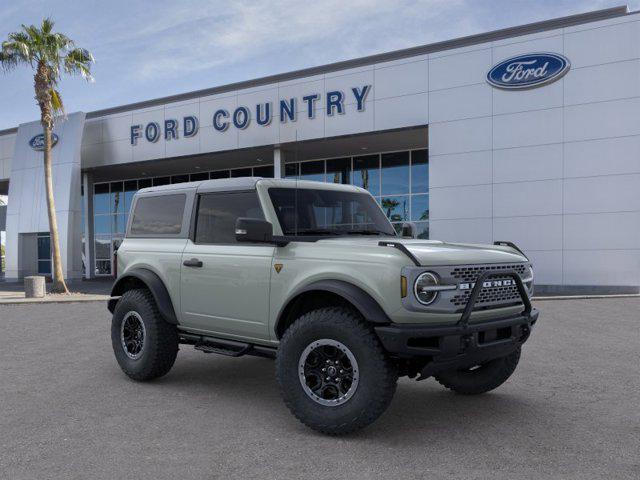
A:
[434, 347, 521, 395]
[111, 288, 178, 381]
[276, 307, 397, 435]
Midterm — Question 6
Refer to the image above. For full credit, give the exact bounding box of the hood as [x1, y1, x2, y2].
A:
[318, 237, 528, 266]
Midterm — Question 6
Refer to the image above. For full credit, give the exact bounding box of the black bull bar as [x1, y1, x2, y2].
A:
[374, 270, 539, 379]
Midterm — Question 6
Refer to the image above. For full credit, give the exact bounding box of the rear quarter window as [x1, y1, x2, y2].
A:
[129, 194, 186, 236]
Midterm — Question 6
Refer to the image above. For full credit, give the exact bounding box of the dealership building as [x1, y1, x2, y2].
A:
[0, 6, 639, 294]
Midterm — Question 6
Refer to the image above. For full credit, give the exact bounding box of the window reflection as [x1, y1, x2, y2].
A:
[110, 182, 123, 214]
[411, 150, 429, 193]
[94, 183, 109, 214]
[381, 152, 409, 196]
[381, 196, 409, 222]
[352, 155, 380, 195]
[300, 161, 324, 182]
[326, 158, 350, 184]
[411, 194, 429, 222]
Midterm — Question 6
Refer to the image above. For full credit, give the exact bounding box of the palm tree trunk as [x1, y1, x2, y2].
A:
[43, 124, 68, 294]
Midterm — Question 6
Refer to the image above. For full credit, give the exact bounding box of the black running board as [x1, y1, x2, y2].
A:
[179, 332, 277, 359]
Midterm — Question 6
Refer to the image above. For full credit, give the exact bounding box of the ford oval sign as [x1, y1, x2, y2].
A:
[487, 53, 570, 90]
[29, 133, 59, 151]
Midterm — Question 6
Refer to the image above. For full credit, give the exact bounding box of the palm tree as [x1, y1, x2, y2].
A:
[0, 18, 93, 293]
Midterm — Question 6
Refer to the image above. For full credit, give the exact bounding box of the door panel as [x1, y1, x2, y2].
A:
[180, 242, 274, 340]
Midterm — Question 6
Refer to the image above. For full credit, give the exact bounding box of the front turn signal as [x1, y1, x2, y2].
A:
[401, 276, 408, 298]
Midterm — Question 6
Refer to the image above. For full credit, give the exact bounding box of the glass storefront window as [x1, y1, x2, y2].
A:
[110, 181, 123, 214]
[189, 172, 209, 181]
[326, 158, 350, 184]
[94, 215, 110, 235]
[124, 180, 137, 213]
[95, 236, 111, 260]
[95, 260, 111, 275]
[210, 170, 230, 179]
[300, 160, 325, 182]
[231, 168, 252, 177]
[285, 163, 299, 178]
[381, 196, 409, 222]
[411, 194, 429, 222]
[352, 155, 380, 195]
[94, 183, 110, 214]
[253, 165, 274, 178]
[112, 214, 127, 235]
[411, 149, 429, 193]
[381, 152, 409, 196]
[171, 174, 189, 184]
[138, 178, 152, 189]
[153, 176, 170, 186]
[414, 222, 429, 239]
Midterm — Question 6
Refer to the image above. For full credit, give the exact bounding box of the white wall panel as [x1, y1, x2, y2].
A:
[564, 20, 640, 68]
[82, 120, 103, 145]
[493, 215, 563, 251]
[563, 212, 640, 250]
[564, 97, 640, 142]
[429, 116, 491, 155]
[429, 218, 493, 244]
[373, 93, 428, 132]
[429, 49, 492, 91]
[564, 135, 640, 178]
[493, 108, 563, 149]
[429, 83, 492, 123]
[199, 94, 237, 128]
[564, 59, 640, 106]
[493, 143, 563, 183]
[279, 113, 325, 143]
[324, 69, 374, 107]
[199, 125, 238, 153]
[493, 80, 563, 115]
[429, 150, 492, 188]
[374, 60, 428, 100]
[429, 184, 492, 220]
[526, 250, 563, 284]
[493, 180, 563, 217]
[325, 102, 374, 138]
[102, 114, 132, 142]
[563, 174, 640, 214]
[563, 250, 640, 286]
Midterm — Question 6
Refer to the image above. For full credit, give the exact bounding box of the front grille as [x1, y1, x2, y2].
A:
[448, 263, 530, 310]
[451, 264, 527, 282]
[451, 284, 520, 307]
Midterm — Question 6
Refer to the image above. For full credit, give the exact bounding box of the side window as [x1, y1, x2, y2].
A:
[195, 191, 264, 244]
[130, 194, 186, 236]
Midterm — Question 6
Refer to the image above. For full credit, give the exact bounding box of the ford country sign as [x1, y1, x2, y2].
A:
[487, 53, 570, 90]
[29, 133, 59, 151]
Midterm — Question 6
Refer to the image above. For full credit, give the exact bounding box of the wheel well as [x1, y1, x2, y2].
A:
[275, 290, 362, 339]
[107, 269, 178, 325]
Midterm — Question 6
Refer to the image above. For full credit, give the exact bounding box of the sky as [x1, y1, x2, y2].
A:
[1, 0, 639, 131]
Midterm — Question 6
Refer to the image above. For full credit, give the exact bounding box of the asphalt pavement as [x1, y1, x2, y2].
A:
[0, 298, 638, 479]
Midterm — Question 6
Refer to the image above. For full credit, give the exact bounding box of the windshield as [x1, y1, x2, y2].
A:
[268, 187, 396, 237]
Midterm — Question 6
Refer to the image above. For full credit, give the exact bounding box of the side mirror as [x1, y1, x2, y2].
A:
[401, 222, 417, 238]
[235, 217, 274, 243]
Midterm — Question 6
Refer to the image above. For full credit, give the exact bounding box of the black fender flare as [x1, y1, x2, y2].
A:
[107, 268, 178, 325]
[275, 279, 390, 337]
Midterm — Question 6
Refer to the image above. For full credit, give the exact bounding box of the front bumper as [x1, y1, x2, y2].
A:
[375, 268, 538, 378]
[375, 309, 538, 377]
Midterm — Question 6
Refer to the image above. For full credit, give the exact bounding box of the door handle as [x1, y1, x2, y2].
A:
[183, 258, 203, 268]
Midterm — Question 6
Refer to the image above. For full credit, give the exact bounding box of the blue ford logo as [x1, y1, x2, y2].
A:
[487, 53, 570, 90]
[29, 133, 59, 151]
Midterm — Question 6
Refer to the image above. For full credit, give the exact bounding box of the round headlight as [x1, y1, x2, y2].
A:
[414, 272, 439, 305]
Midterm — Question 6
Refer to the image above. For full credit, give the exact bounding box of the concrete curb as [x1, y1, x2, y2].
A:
[0, 295, 112, 305]
[533, 294, 640, 301]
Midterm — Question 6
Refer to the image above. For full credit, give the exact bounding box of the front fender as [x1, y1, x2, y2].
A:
[108, 268, 178, 325]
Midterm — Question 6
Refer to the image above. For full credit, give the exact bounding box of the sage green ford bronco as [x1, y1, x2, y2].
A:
[108, 177, 538, 434]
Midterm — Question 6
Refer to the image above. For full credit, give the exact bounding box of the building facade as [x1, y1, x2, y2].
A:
[0, 6, 639, 293]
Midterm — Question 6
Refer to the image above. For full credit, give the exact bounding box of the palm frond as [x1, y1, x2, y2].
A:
[64, 47, 94, 82]
[50, 88, 63, 112]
